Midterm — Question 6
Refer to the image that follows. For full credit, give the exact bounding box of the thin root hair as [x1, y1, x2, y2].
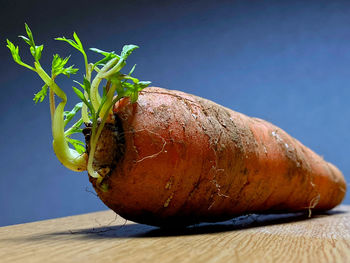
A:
[307, 194, 321, 218]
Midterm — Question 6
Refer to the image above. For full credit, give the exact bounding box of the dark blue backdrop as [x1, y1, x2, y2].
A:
[0, 0, 349, 226]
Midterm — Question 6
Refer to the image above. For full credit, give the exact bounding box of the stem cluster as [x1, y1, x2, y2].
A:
[6, 24, 151, 186]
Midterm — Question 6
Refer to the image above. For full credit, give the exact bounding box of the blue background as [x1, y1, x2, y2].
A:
[0, 0, 349, 226]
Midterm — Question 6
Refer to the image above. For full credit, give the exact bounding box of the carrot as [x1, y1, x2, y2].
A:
[85, 87, 346, 226]
[8, 25, 347, 227]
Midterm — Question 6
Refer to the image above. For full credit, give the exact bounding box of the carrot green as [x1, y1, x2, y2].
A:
[7, 23, 150, 183]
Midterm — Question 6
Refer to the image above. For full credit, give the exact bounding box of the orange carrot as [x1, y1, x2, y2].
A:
[8, 25, 347, 227]
[87, 87, 347, 226]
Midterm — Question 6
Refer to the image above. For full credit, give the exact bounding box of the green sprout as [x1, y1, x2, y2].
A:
[7, 23, 151, 185]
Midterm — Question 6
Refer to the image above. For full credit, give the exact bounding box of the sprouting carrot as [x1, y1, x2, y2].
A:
[8, 24, 347, 227]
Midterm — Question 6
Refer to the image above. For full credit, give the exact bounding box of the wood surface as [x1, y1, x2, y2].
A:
[0, 205, 349, 263]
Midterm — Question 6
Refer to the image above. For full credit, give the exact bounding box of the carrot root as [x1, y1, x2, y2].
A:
[86, 87, 346, 226]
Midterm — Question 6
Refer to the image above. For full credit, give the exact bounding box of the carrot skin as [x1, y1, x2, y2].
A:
[88, 87, 347, 226]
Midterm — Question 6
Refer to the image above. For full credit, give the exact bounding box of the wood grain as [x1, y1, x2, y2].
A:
[1, 206, 349, 263]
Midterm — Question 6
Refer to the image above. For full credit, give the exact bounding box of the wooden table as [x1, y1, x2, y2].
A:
[1, 206, 349, 263]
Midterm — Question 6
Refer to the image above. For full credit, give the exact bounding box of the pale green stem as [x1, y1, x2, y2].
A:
[35, 63, 66, 99]
[82, 100, 90, 123]
[90, 77, 102, 111]
[87, 94, 122, 179]
[84, 56, 126, 179]
[49, 87, 55, 126]
[52, 103, 87, 171]
[99, 82, 117, 119]
[35, 62, 87, 171]
[121, 74, 139, 82]
[83, 53, 88, 75]
[99, 59, 124, 79]
[81, 63, 92, 123]
[89, 57, 119, 111]
[87, 124, 99, 178]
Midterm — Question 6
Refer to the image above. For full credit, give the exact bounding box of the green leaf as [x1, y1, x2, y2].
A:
[52, 54, 69, 74]
[6, 39, 35, 71]
[128, 64, 136, 75]
[121, 80, 151, 103]
[73, 32, 83, 50]
[73, 80, 83, 88]
[55, 33, 86, 57]
[72, 86, 85, 101]
[7, 39, 22, 63]
[63, 102, 83, 127]
[33, 84, 48, 103]
[18, 23, 36, 47]
[66, 138, 85, 154]
[120, 74, 139, 83]
[55, 36, 79, 49]
[83, 78, 91, 94]
[24, 23, 35, 46]
[51, 54, 78, 78]
[19, 24, 43, 62]
[72, 86, 95, 116]
[120, 44, 139, 60]
[63, 65, 79, 77]
[34, 44, 44, 61]
[138, 81, 151, 89]
[73, 77, 90, 94]
[94, 55, 115, 68]
[65, 118, 84, 136]
[121, 82, 136, 102]
[121, 81, 133, 89]
[18, 35, 31, 46]
[90, 48, 120, 67]
[90, 48, 116, 57]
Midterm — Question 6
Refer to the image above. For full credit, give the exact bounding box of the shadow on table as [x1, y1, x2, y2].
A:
[43, 209, 344, 239]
